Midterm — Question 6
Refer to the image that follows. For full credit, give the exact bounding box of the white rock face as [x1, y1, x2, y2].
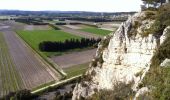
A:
[134, 87, 149, 100]
[160, 58, 170, 67]
[72, 12, 166, 100]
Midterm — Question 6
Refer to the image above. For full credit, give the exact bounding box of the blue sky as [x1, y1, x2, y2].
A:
[0, 0, 143, 12]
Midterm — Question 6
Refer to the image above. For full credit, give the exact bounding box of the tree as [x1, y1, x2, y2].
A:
[142, 0, 166, 8]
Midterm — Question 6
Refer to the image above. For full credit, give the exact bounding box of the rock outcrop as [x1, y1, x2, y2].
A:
[72, 12, 168, 100]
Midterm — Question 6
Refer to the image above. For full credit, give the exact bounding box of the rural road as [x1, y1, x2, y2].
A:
[51, 49, 97, 68]
[57, 25, 102, 39]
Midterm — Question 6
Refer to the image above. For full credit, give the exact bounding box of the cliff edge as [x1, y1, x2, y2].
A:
[72, 8, 170, 100]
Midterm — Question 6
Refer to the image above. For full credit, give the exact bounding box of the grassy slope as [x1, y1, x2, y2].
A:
[63, 62, 89, 78]
[140, 4, 170, 99]
[80, 27, 112, 36]
[16, 30, 81, 57]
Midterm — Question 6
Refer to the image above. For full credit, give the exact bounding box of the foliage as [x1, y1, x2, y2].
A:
[3, 89, 38, 100]
[55, 22, 66, 25]
[148, 4, 170, 37]
[54, 91, 72, 100]
[142, 0, 166, 8]
[144, 11, 157, 20]
[88, 82, 134, 100]
[141, 4, 170, 99]
[141, 3, 170, 38]
[17, 30, 81, 57]
[100, 35, 112, 49]
[142, 66, 170, 100]
[39, 38, 101, 52]
[151, 29, 170, 66]
[15, 18, 48, 25]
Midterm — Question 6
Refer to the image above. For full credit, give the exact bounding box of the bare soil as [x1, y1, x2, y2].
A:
[1, 21, 61, 90]
[51, 49, 96, 68]
[57, 25, 102, 39]
[24, 25, 51, 30]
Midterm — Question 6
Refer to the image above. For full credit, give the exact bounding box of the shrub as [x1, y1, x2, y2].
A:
[39, 38, 101, 52]
[2, 89, 38, 100]
[88, 82, 134, 100]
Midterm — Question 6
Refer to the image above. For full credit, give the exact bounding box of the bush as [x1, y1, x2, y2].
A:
[88, 82, 134, 100]
[2, 89, 38, 100]
[55, 22, 66, 25]
[141, 4, 170, 99]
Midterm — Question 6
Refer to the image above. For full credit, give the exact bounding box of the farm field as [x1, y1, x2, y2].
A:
[80, 27, 112, 36]
[16, 30, 81, 57]
[57, 25, 101, 39]
[0, 32, 22, 97]
[51, 49, 96, 68]
[24, 25, 52, 30]
[63, 62, 89, 78]
[2, 30, 62, 93]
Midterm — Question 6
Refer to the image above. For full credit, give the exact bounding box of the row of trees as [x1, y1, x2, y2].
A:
[141, 0, 167, 9]
[55, 22, 81, 25]
[39, 38, 101, 52]
[15, 18, 48, 25]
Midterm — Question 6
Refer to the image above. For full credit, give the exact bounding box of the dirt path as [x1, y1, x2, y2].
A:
[57, 25, 102, 39]
[51, 49, 96, 68]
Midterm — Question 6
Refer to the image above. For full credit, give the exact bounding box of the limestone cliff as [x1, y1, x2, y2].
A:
[72, 11, 168, 100]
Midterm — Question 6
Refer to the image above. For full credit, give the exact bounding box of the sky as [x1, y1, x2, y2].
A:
[0, 0, 143, 12]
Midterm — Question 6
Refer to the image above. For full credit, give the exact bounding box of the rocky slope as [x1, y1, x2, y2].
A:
[72, 11, 169, 100]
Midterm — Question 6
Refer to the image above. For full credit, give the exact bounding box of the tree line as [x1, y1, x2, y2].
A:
[15, 18, 48, 25]
[141, 0, 167, 9]
[39, 38, 101, 52]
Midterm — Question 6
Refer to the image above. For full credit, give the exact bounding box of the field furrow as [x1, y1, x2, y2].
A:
[3, 30, 61, 90]
[0, 32, 22, 97]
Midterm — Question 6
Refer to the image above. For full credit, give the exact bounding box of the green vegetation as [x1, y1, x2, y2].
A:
[80, 27, 112, 36]
[140, 3, 170, 100]
[142, 0, 166, 8]
[64, 63, 89, 78]
[16, 30, 81, 57]
[31, 80, 56, 91]
[87, 82, 134, 100]
[2, 89, 37, 100]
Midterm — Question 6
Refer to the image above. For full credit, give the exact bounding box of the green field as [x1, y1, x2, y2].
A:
[80, 27, 112, 36]
[17, 30, 81, 57]
[64, 62, 89, 78]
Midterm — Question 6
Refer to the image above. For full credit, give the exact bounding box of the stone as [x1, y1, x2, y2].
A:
[72, 12, 168, 100]
[160, 58, 170, 67]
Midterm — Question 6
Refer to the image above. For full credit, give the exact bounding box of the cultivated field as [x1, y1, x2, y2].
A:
[2, 30, 62, 91]
[17, 30, 81, 57]
[0, 32, 22, 96]
[80, 27, 112, 36]
[64, 62, 89, 78]
[24, 25, 51, 30]
[57, 25, 101, 39]
[51, 49, 96, 68]
[63, 24, 113, 36]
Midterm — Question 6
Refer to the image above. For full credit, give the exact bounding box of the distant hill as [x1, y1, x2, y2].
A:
[0, 10, 136, 17]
